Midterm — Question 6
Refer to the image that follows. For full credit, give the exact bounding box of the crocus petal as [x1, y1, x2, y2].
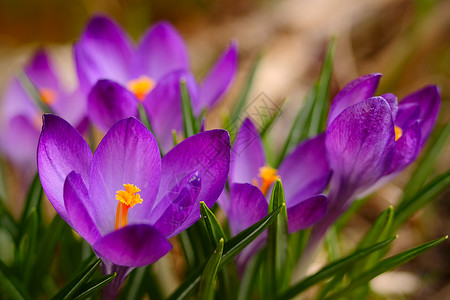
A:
[326, 97, 395, 197]
[93, 224, 172, 268]
[230, 118, 265, 185]
[1, 78, 40, 122]
[394, 102, 420, 130]
[381, 93, 398, 119]
[143, 71, 198, 153]
[0, 115, 40, 169]
[228, 183, 268, 235]
[287, 194, 327, 233]
[88, 80, 139, 132]
[89, 117, 161, 234]
[398, 85, 440, 146]
[75, 15, 134, 91]
[278, 134, 330, 206]
[229, 183, 268, 273]
[197, 42, 238, 113]
[153, 171, 201, 238]
[137, 21, 189, 81]
[37, 114, 92, 222]
[24, 50, 59, 90]
[158, 129, 231, 228]
[386, 121, 421, 175]
[51, 89, 87, 128]
[63, 171, 101, 244]
[327, 73, 381, 125]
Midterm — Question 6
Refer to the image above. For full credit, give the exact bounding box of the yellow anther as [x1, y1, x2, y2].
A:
[115, 184, 143, 230]
[127, 75, 155, 101]
[394, 126, 403, 142]
[254, 166, 280, 196]
[39, 88, 56, 105]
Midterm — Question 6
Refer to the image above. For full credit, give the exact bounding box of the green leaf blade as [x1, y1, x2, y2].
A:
[198, 238, 224, 300]
[168, 205, 283, 300]
[278, 236, 397, 299]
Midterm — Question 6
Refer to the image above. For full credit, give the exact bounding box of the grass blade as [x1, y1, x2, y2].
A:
[402, 122, 450, 201]
[51, 258, 101, 300]
[278, 236, 397, 299]
[0, 260, 32, 300]
[264, 180, 288, 298]
[228, 53, 261, 124]
[308, 37, 336, 136]
[323, 236, 448, 300]
[72, 273, 117, 300]
[200, 201, 226, 248]
[276, 87, 316, 167]
[394, 170, 450, 229]
[168, 205, 283, 300]
[180, 79, 197, 138]
[17, 72, 52, 114]
[198, 238, 224, 300]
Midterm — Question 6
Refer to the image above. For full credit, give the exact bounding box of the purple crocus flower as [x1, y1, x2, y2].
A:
[37, 115, 230, 297]
[219, 118, 330, 269]
[310, 73, 440, 248]
[0, 50, 85, 181]
[75, 15, 237, 151]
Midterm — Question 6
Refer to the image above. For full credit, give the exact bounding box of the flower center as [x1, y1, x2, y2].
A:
[394, 125, 403, 142]
[115, 184, 143, 230]
[253, 166, 280, 196]
[39, 88, 57, 105]
[127, 75, 155, 102]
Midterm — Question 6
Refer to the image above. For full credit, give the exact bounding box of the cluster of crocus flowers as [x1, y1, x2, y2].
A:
[219, 118, 330, 269]
[0, 51, 85, 180]
[75, 15, 237, 151]
[309, 73, 441, 247]
[37, 114, 230, 297]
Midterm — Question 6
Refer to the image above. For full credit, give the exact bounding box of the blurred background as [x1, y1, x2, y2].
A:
[0, 0, 449, 299]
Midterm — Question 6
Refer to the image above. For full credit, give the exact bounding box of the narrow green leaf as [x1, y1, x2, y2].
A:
[32, 215, 67, 287]
[200, 202, 239, 300]
[138, 103, 154, 133]
[403, 111, 450, 202]
[357, 206, 394, 250]
[199, 238, 224, 300]
[229, 53, 261, 124]
[200, 201, 226, 248]
[18, 209, 38, 286]
[237, 252, 263, 300]
[19, 173, 43, 232]
[324, 226, 340, 261]
[180, 79, 197, 137]
[323, 235, 448, 300]
[259, 98, 285, 137]
[336, 206, 395, 299]
[308, 37, 336, 136]
[353, 206, 394, 273]
[276, 87, 316, 167]
[265, 180, 289, 297]
[168, 205, 283, 300]
[394, 170, 450, 229]
[72, 273, 116, 300]
[51, 258, 101, 300]
[17, 72, 52, 114]
[121, 267, 147, 300]
[0, 260, 32, 300]
[278, 236, 396, 300]
[0, 198, 19, 241]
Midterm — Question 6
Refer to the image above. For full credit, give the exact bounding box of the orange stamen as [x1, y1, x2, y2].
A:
[39, 88, 56, 105]
[394, 126, 403, 142]
[115, 184, 143, 230]
[253, 166, 280, 196]
[127, 75, 155, 102]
